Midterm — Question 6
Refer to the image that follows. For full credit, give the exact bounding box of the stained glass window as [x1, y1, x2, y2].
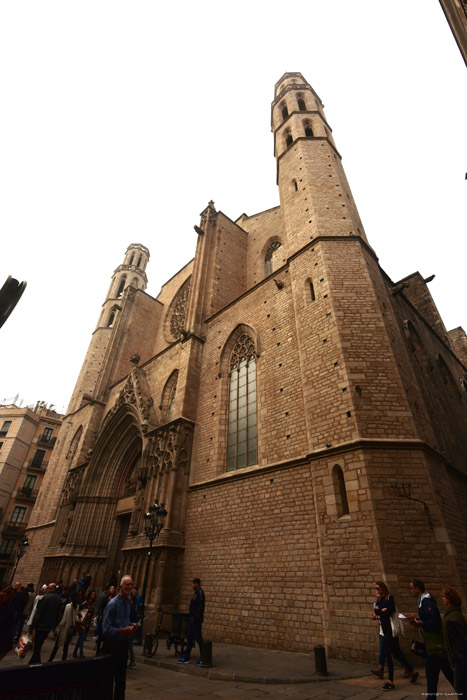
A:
[227, 334, 257, 471]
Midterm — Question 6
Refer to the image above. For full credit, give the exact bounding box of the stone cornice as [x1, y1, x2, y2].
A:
[189, 437, 462, 492]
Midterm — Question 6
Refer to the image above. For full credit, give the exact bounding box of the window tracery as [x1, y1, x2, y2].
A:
[227, 333, 257, 471]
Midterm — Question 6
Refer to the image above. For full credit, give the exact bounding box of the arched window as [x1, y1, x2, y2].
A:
[297, 95, 306, 111]
[281, 103, 289, 120]
[264, 241, 281, 276]
[332, 465, 349, 517]
[129, 254, 134, 265]
[285, 132, 293, 148]
[161, 371, 178, 424]
[107, 311, 115, 328]
[116, 276, 126, 299]
[304, 122, 314, 137]
[137, 255, 142, 267]
[227, 334, 257, 471]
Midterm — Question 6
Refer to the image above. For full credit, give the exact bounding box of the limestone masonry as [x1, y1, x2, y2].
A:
[17, 73, 467, 661]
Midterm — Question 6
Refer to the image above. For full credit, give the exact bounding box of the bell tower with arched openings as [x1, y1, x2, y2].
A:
[67, 243, 150, 414]
[272, 72, 368, 256]
[97, 243, 150, 330]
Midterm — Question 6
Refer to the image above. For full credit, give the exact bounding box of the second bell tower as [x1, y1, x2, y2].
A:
[272, 72, 368, 256]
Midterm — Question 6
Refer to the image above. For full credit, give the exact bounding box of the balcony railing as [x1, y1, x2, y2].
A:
[0, 551, 14, 562]
[2, 521, 27, 536]
[28, 460, 48, 471]
[37, 434, 56, 447]
[15, 488, 38, 501]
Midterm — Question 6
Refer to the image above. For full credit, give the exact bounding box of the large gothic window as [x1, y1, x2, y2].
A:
[227, 334, 257, 471]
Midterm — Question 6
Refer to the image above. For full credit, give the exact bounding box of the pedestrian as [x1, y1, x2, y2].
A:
[371, 581, 418, 684]
[12, 583, 27, 642]
[95, 584, 115, 656]
[102, 575, 137, 700]
[0, 586, 17, 661]
[441, 586, 467, 697]
[48, 591, 79, 662]
[177, 577, 205, 666]
[371, 580, 397, 690]
[29, 583, 63, 664]
[26, 584, 47, 633]
[407, 578, 455, 700]
[78, 573, 92, 597]
[127, 593, 138, 670]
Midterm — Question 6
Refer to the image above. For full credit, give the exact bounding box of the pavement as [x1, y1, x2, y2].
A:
[0, 635, 455, 700]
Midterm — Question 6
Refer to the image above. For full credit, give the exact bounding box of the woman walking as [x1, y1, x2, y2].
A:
[48, 592, 79, 662]
[441, 586, 467, 697]
[371, 582, 397, 690]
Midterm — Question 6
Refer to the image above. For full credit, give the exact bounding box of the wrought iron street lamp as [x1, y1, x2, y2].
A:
[137, 501, 167, 640]
[10, 534, 29, 584]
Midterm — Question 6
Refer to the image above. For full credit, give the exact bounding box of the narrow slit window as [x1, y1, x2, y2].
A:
[298, 96, 306, 111]
[309, 280, 315, 301]
[281, 104, 289, 120]
[332, 465, 349, 517]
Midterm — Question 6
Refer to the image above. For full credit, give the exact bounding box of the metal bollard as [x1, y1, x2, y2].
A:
[314, 644, 328, 675]
[201, 640, 212, 667]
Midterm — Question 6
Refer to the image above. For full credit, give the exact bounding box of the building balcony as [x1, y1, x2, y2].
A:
[15, 488, 38, 502]
[0, 551, 14, 563]
[27, 460, 48, 472]
[2, 521, 27, 537]
[37, 434, 56, 447]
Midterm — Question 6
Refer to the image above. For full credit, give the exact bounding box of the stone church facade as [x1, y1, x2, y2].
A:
[19, 73, 467, 661]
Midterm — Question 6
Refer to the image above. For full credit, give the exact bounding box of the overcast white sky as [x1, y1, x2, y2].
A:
[1, 0, 466, 413]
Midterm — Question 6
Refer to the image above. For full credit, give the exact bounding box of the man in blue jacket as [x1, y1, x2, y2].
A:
[409, 579, 454, 700]
[177, 578, 205, 665]
[103, 575, 137, 700]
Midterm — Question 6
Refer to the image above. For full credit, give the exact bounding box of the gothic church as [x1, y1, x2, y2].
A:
[20, 73, 467, 661]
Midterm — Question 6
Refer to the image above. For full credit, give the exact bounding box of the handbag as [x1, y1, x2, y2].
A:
[411, 638, 426, 656]
[411, 629, 426, 657]
[423, 626, 447, 657]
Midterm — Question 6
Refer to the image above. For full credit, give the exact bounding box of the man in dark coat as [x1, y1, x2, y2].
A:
[29, 583, 63, 664]
[177, 578, 205, 665]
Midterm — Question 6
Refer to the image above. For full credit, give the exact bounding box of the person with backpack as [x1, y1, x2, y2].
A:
[408, 578, 455, 700]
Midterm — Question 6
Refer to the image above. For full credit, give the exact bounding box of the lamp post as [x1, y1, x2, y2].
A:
[136, 501, 167, 643]
[10, 534, 29, 585]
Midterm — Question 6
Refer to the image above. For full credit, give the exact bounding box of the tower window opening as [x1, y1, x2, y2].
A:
[292, 179, 298, 192]
[107, 311, 116, 328]
[308, 280, 316, 302]
[116, 276, 126, 299]
[281, 104, 289, 120]
[129, 254, 134, 265]
[298, 96, 306, 111]
[304, 122, 314, 137]
[332, 464, 350, 517]
[285, 132, 293, 148]
[137, 255, 142, 267]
